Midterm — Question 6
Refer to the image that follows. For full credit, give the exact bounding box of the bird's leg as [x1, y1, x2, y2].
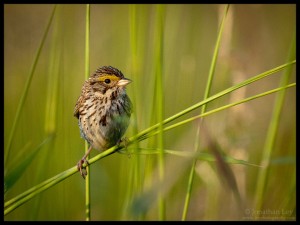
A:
[77, 145, 93, 179]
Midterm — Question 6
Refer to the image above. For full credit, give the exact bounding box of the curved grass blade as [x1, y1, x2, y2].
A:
[182, 4, 230, 220]
[148, 83, 296, 139]
[254, 31, 296, 211]
[5, 5, 57, 164]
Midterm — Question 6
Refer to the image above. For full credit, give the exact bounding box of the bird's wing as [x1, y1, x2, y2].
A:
[73, 95, 83, 119]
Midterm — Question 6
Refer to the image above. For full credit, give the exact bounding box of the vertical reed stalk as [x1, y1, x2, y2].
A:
[84, 4, 91, 221]
[154, 4, 166, 220]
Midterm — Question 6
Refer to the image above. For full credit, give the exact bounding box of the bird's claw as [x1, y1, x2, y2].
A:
[77, 158, 89, 179]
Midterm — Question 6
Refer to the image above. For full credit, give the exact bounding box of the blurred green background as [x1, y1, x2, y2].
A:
[4, 4, 295, 220]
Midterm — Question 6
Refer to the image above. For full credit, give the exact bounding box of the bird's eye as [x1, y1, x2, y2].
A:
[104, 79, 111, 84]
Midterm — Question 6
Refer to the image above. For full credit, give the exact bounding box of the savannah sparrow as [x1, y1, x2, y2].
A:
[74, 66, 132, 178]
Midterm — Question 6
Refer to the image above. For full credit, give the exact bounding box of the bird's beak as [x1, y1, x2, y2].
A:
[117, 78, 132, 87]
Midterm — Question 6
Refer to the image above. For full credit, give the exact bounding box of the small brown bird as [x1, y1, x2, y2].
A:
[74, 66, 132, 178]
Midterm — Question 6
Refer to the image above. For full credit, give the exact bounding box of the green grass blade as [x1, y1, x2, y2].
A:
[182, 4, 230, 220]
[254, 31, 296, 211]
[153, 4, 166, 220]
[4, 5, 57, 164]
[202, 4, 229, 113]
[161, 83, 295, 134]
[84, 4, 91, 221]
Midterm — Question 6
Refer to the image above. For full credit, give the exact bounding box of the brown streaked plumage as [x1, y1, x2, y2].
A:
[74, 66, 132, 178]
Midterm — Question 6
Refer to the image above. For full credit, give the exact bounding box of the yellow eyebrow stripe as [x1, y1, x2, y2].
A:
[98, 75, 121, 82]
